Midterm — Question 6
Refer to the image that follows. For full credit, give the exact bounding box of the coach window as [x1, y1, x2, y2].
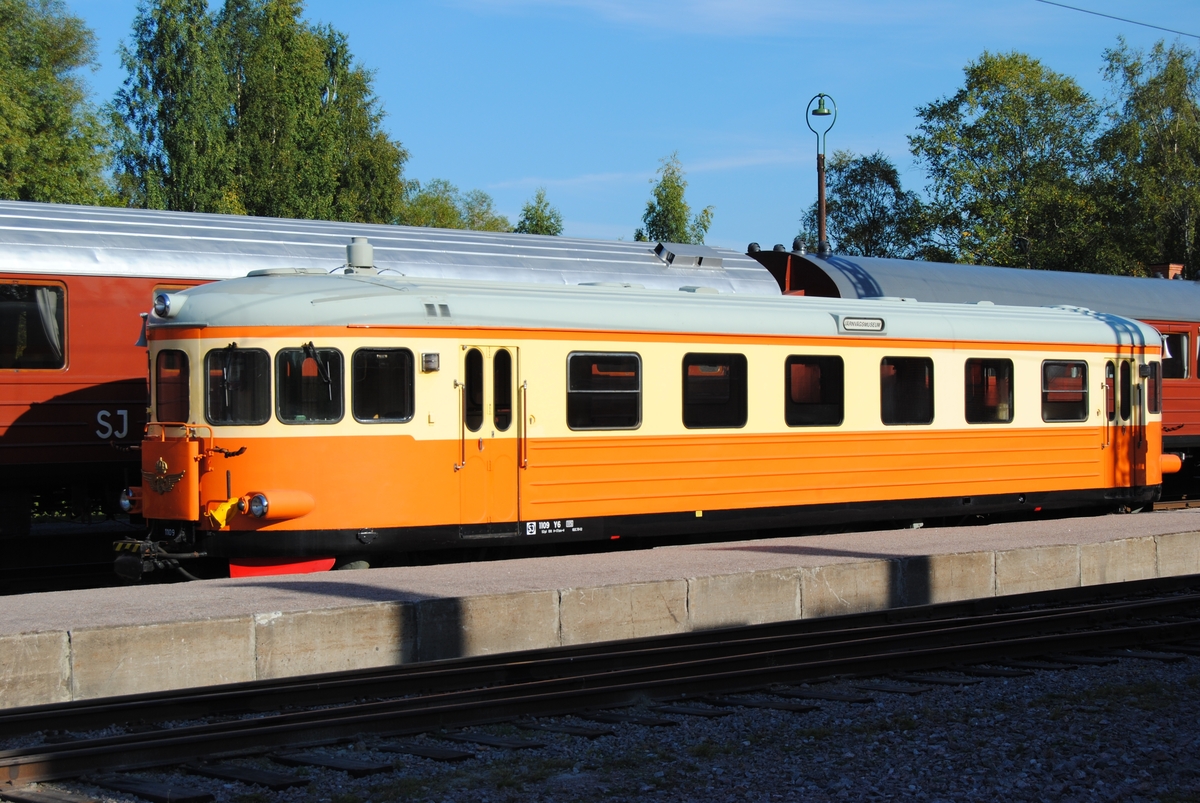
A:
[1162, 333, 1189, 379]
[683, 353, 747, 428]
[494, 349, 513, 431]
[1105, 361, 1116, 422]
[1119, 361, 1132, 421]
[567, 352, 640, 429]
[964, 358, 1013, 424]
[785, 355, 844, 426]
[1041, 361, 1088, 422]
[464, 348, 483, 432]
[156, 350, 189, 423]
[352, 348, 414, 423]
[0, 283, 65, 369]
[206, 345, 270, 425]
[1147, 361, 1162, 415]
[276, 343, 343, 424]
[880, 357, 934, 425]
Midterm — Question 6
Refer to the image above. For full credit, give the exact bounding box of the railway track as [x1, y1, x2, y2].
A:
[2, 574, 1198, 790]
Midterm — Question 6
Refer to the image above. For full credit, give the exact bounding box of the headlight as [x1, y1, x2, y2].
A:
[248, 494, 269, 518]
[153, 292, 171, 317]
[119, 488, 134, 512]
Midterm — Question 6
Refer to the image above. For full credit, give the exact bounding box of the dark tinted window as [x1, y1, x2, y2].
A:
[881, 357, 934, 425]
[567, 352, 640, 429]
[0, 283, 64, 369]
[785, 355, 843, 426]
[964, 358, 1013, 424]
[464, 348, 483, 432]
[352, 348, 413, 423]
[206, 346, 270, 425]
[1120, 360, 1132, 421]
[276, 344, 343, 424]
[494, 349, 513, 431]
[1105, 361, 1116, 422]
[1163, 333, 1188, 378]
[683, 353, 747, 428]
[156, 349, 189, 423]
[1148, 361, 1161, 414]
[1042, 361, 1088, 422]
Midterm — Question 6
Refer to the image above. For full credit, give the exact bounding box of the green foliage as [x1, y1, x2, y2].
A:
[399, 178, 511, 232]
[799, 150, 925, 258]
[111, 0, 407, 222]
[111, 0, 234, 212]
[634, 152, 713, 244]
[514, 187, 563, 235]
[0, 0, 110, 204]
[910, 51, 1108, 273]
[1100, 39, 1200, 278]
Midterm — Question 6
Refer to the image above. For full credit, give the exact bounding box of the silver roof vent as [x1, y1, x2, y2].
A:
[346, 236, 375, 273]
[654, 242, 724, 269]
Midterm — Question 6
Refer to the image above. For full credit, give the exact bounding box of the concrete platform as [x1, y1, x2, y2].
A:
[2, 510, 1200, 709]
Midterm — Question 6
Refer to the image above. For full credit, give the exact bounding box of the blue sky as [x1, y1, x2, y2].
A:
[68, 0, 1198, 248]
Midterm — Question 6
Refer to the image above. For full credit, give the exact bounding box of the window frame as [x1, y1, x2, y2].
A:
[204, 346, 272, 426]
[351, 347, 415, 424]
[880, 356, 935, 426]
[682, 352, 748, 429]
[964, 358, 1014, 425]
[155, 349, 190, 424]
[0, 280, 67, 371]
[784, 354, 844, 427]
[274, 345, 345, 426]
[566, 351, 642, 431]
[1162, 332, 1189, 379]
[1041, 360, 1089, 423]
[1147, 361, 1162, 415]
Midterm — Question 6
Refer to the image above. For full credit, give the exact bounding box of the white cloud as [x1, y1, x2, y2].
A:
[489, 147, 808, 191]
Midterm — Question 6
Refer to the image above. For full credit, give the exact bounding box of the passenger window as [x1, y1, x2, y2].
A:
[1105, 361, 1116, 422]
[464, 348, 483, 432]
[206, 345, 270, 425]
[1042, 361, 1088, 422]
[785, 355, 843, 426]
[880, 357, 934, 425]
[0, 283, 65, 369]
[494, 349, 513, 431]
[276, 343, 343, 424]
[567, 352, 640, 429]
[352, 349, 413, 423]
[156, 350, 189, 423]
[1119, 361, 1132, 421]
[1147, 361, 1161, 414]
[683, 353, 747, 428]
[964, 358, 1013, 424]
[1162, 333, 1188, 378]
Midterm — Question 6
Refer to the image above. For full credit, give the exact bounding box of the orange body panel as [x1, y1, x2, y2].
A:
[141, 436, 200, 521]
[159, 423, 1162, 536]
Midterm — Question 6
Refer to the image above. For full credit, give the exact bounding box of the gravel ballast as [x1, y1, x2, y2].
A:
[26, 650, 1200, 803]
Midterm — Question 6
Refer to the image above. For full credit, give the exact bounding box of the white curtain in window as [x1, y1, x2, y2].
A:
[34, 287, 62, 363]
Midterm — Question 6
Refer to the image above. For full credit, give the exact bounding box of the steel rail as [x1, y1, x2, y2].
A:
[1, 595, 1197, 785]
[2, 584, 1197, 738]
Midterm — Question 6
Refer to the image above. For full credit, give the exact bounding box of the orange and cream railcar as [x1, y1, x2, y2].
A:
[122, 270, 1174, 578]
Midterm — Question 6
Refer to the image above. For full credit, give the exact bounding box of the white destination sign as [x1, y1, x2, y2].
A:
[842, 317, 885, 332]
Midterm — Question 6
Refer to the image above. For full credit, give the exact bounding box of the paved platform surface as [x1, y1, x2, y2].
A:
[3, 510, 1200, 709]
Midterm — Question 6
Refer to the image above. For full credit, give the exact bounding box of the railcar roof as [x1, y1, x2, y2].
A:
[153, 272, 1161, 348]
[791, 253, 1200, 323]
[0, 200, 779, 295]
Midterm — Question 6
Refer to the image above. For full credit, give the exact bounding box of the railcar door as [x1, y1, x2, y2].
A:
[1108, 358, 1147, 492]
[457, 346, 520, 535]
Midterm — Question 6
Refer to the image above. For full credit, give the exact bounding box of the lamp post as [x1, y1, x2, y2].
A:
[806, 93, 837, 258]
